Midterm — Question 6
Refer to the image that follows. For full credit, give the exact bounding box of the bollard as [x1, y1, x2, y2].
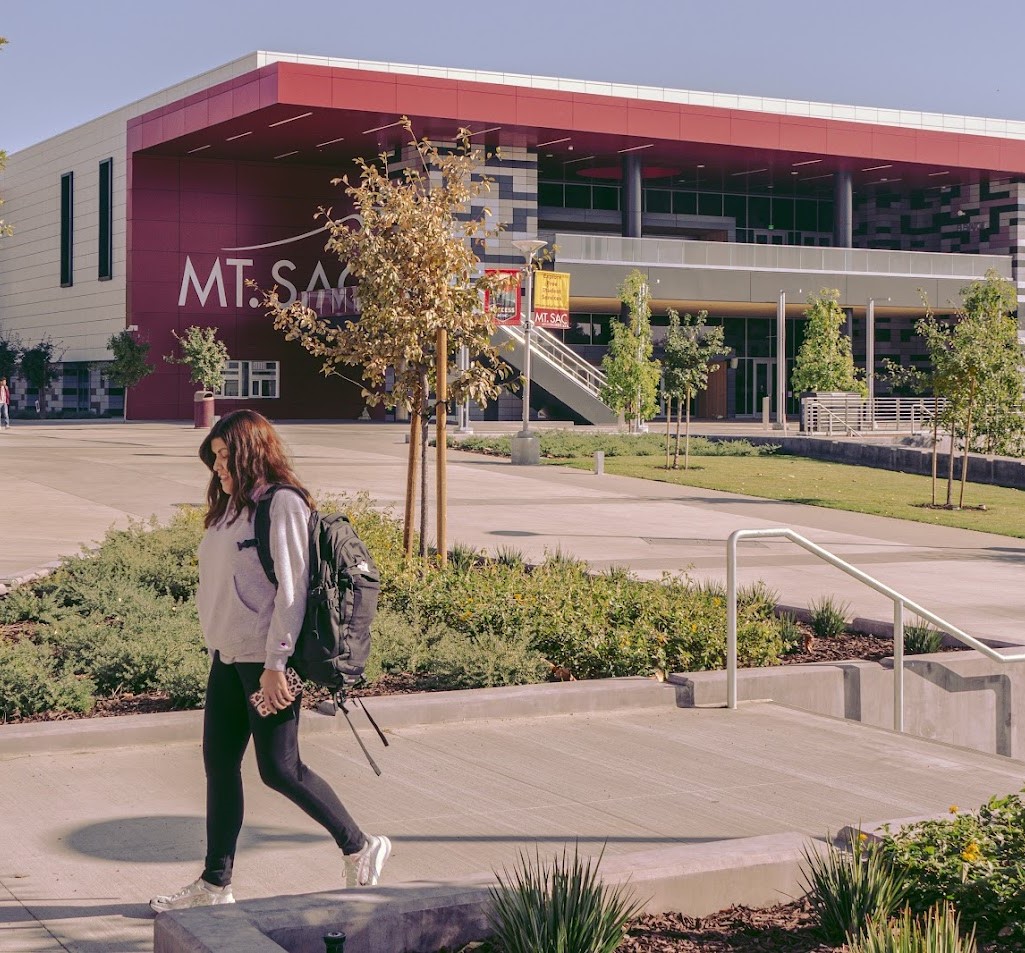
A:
[324, 931, 346, 952]
[594, 450, 604, 475]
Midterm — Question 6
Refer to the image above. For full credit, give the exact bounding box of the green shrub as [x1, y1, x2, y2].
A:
[879, 792, 1025, 941]
[778, 611, 805, 655]
[487, 845, 643, 953]
[810, 595, 849, 639]
[0, 639, 95, 719]
[453, 431, 779, 460]
[363, 607, 548, 689]
[845, 903, 976, 953]
[0, 486, 801, 719]
[903, 621, 944, 655]
[156, 649, 210, 708]
[801, 833, 908, 944]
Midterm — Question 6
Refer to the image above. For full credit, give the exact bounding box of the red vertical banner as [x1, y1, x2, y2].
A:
[484, 269, 522, 326]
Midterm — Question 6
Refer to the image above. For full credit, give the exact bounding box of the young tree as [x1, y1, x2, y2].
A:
[599, 270, 662, 433]
[790, 288, 866, 396]
[0, 324, 21, 383]
[881, 357, 943, 505]
[662, 310, 725, 469]
[164, 326, 229, 392]
[106, 330, 155, 421]
[262, 119, 509, 562]
[919, 270, 1023, 508]
[20, 337, 62, 418]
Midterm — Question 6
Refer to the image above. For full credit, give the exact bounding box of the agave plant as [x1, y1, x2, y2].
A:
[801, 833, 908, 944]
[845, 902, 976, 953]
[487, 845, 644, 953]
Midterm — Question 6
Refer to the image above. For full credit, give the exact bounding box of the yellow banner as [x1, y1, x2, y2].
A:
[532, 271, 570, 329]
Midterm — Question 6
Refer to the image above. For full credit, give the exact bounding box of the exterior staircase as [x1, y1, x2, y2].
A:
[494, 324, 618, 425]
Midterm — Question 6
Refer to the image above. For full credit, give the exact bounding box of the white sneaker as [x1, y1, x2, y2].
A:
[345, 834, 392, 887]
[149, 877, 235, 913]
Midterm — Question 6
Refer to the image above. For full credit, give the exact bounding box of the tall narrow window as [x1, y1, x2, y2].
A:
[60, 172, 74, 287]
[98, 158, 113, 280]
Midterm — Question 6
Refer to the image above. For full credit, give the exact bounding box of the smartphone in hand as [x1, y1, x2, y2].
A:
[249, 668, 304, 717]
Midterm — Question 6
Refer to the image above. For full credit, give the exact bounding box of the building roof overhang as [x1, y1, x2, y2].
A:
[128, 61, 1025, 196]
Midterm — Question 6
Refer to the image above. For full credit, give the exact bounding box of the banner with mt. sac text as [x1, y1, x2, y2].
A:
[532, 271, 570, 329]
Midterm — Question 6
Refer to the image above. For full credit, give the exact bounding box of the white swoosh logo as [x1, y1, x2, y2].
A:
[221, 214, 361, 252]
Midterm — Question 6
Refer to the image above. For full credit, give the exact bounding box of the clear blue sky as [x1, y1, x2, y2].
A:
[3, 0, 1025, 154]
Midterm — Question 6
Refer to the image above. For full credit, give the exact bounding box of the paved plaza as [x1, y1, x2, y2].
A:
[2, 420, 1025, 952]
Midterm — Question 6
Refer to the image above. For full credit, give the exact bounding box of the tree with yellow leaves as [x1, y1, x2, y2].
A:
[262, 119, 510, 562]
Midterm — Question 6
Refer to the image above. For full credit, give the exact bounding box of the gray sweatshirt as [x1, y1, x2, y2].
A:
[196, 490, 310, 671]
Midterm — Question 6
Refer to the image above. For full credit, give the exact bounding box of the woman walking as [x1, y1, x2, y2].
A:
[150, 410, 390, 912]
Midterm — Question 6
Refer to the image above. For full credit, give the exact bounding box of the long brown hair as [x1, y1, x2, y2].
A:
[198, 410, 312, 527]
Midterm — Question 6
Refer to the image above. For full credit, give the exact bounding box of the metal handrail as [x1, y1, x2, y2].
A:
[726, 527, 1025, 732]
[497, 324, 607, 396]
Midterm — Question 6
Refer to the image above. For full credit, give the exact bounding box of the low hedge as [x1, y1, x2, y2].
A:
[0, 492, 784, 720]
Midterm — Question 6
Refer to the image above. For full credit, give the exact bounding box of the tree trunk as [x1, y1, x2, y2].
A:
[945, 420, 956, 507]
[930, 414, 938, 507]
[436, 328, 448, 566]
[665, 397, 672, 469]
[403, 393, 421, 561]
[684, 388, 692, 471]
[673, 404, 682, 469]
[419, 372, 430, 560]
[123, 387, 129, 423]
[958, 383, 976, 509]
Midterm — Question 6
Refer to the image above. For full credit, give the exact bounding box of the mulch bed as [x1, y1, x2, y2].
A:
[620, 899, 1016, 952]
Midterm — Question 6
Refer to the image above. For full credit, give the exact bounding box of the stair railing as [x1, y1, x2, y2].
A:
[497, 324, 607, 398]
[726, 527, 1025, 732]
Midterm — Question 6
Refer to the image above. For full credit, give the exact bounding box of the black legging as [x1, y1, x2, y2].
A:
[201, 652, 366, 886]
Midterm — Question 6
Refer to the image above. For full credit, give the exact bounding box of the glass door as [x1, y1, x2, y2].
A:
[751, 358, 775, 416]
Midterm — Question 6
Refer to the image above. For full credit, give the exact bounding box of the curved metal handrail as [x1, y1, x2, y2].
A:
[497, 324, 607, 396]
[726, 527, 1025, 732]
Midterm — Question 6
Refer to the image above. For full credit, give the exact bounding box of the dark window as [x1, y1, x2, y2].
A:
[592, 185, 619, 211]
[538, 181, 563, 207]
[748, 196, 770, 229]
[772, 198, 794, 230]
[98, 158, 113, 280]
[698, 192, 723, 217]
[795, 199, 818, 231]
[723, 194, 746, 226]
[60, 172, 74, 287]
[645, 189, 671, 213]
[564, 184, 590, 209]
[673, 191, 697, 215]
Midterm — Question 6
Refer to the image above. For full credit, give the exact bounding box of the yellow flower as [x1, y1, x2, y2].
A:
[858, 832, 868, 842]
[961, 842, 982, 863]
[949, 805, 959, 814]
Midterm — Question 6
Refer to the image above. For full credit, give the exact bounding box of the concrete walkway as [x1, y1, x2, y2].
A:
[2, 420, 1025, 952]
[4, 420, 1025, 641]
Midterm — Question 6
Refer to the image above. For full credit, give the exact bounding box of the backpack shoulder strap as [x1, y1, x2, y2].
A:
[253, 484, 310, 587]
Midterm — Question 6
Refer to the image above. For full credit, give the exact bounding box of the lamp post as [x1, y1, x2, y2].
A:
[776, 290, 787, 432]
[866, 296, 891, 429]
[510, 238, 546, 465]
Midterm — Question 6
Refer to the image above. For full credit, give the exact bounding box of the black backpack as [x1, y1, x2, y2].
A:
[251, 485, 388, 772]
[253, 485, 381, 685]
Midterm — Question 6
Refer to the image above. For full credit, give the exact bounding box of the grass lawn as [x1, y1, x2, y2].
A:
[558, 452, 1025, 537]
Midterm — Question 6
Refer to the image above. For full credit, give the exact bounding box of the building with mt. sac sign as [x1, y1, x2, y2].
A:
[1, 52, 1021, 421]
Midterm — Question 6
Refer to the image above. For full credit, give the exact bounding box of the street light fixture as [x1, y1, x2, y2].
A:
[866, 296, 891, 429]
[776, 288, 800, 432]
[511, 238, 547, 437]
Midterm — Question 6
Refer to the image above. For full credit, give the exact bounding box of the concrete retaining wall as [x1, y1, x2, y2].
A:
[673, 649, 1025, 759]
[155, 833, 824, 953]
[732, 435, 1025, 491]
